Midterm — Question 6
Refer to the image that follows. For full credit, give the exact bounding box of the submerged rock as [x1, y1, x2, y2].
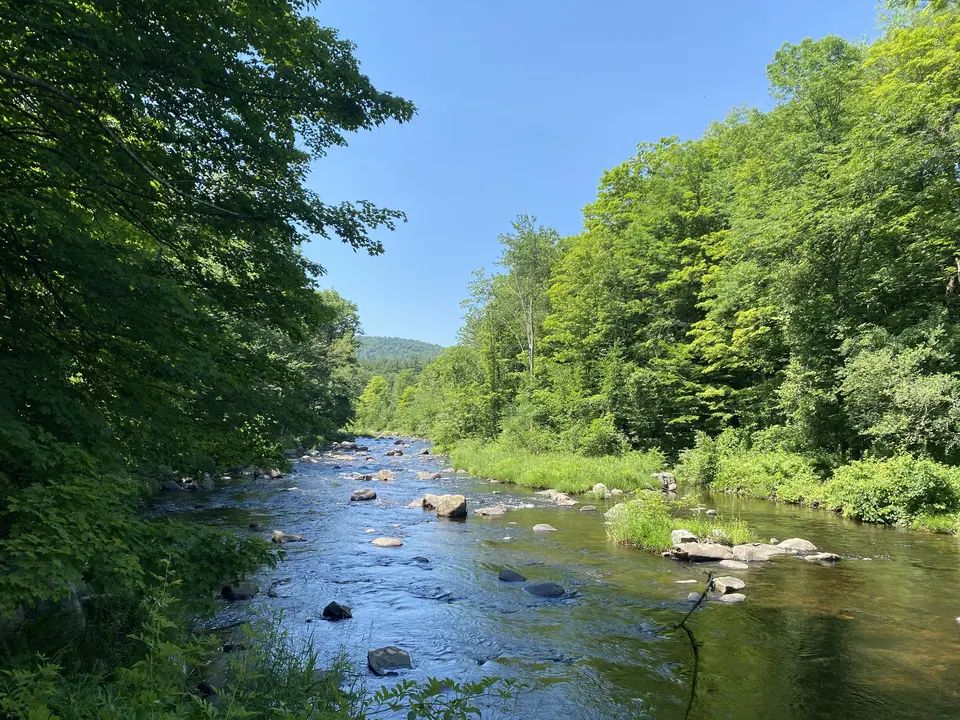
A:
[686, 591, 702, 603]
[717, 593, 746, 604]
[579, 505, 597, 513]
[534, 489, 561, 499]
[713, 576, 746, 594]
[804, 552, 841, 563]
[322, 601, 352, 621]
[525, 582, 565, 598]
[670, 542, 734, 561]
[374, 469, 394, 481]
[385, 449, 403, 457]
[271, 530, 304, 544]
[371, 537, 403, 548]
[418, 448, 430, 455]
[351, 489, 377, 502]
[498, 569, 526, 583]
[533, 524, 558, 532]
[417, 471, 442, 480]
[671, 529, 698, 545]
[368, 646, 412, 675]
[732, 543, 787, 562]
[778, 538, 818, 553]
[221, 582, 258, 601]
[718, 559, 750, 571]
[475, 504, 510, 517]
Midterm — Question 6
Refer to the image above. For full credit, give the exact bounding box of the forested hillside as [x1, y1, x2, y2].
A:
[357, 3, 960, 530]
[358, 336, 443, 366]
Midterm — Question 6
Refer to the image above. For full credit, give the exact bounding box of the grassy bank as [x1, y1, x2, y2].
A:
[677, 435, 960, 534]
[449, 440, 666, 493]
[605, 492, 756, 552]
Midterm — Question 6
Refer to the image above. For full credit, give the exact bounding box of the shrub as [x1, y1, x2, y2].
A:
[675, 431, 720, 485]
[713, 450, 821, 502]
[820, 455, 960, 525]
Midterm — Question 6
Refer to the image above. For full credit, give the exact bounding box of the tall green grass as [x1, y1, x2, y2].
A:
[450, 440, 666, 493]
[605, 492, 757, 552]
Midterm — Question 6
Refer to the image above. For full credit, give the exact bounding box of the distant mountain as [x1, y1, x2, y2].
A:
[357, 336, 444, 366]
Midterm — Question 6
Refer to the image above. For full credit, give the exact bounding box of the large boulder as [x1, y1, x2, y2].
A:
[533, 524, 558, 532]
[671, 529, 698, 545]
[732, 543, 787, 562]
[368, 646, 411, 676]
[322, 601, 352, 621]
[670, 542, 733, 561]
[271, 530, 304, 544]
[525, 582, 565, 598]
[475, 504, 510, 517]
[422, 493, 441, 510]
[435, 494, 467, 518]
[370, 537, 403, 547]
[713, 576, 746, 595]
[351, 489, 377, 502]
[777, 538, 818, 554]
[221, 581, 258, 601]
[498, 569, 526, 582]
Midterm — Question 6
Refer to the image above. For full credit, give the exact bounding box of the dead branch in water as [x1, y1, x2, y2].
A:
[672, 571, 714, 720]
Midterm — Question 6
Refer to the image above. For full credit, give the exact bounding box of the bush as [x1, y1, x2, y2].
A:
[605, 491, 757, 552]
[820, 455, 960, 525]
[449, 440, 666, 493]
[675, 431, 720, 486]
[713, 450, 822, 502]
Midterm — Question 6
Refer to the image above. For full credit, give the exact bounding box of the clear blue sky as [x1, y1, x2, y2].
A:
[305, 0, 879, 346]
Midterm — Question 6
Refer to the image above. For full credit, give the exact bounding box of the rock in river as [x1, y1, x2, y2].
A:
[686, 592, 702, 603]
[671, 529, 698, 545]
[271, 530, 305, 544]
[732, 543, 787, 562]
[533, 524, 558, 532]
[592, 483, 608, 494]
[221, 581, 258, 601]
[670, 542, 734, 561]
[718, 559, 750, 571]
[498, 569, 526, 582]
[374, 469, 394, 481]
[322, 601, 352, 621]
[713, 576, 746, 594]
[475, 504, 510, 517]
[385, 449, 403, 457]
[580, 505, 597, 513]
[422, 494, 466, 517]
[525, 582, 565, 598]
[351, 489, 377, 502]
[718, 593, 746, 604]
[417, 471, 441, 480]
[804, 552, 841, 563]
[777, 538, 818, 553]
[371, 537, 403, 548]
[368, 646, 411, 676]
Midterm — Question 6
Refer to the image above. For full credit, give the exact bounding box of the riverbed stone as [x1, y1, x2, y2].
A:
[351, 489, 377, 502]
[161, 480, 184, 492]
[422, 494, 441, 510]
[534, 489, 561, 498]
[221, 582, 258, 601]
[525, 582, 565, 598]
[718, 593, 746, 604]
[671, 529, 698, 545]
[705, 509, 718, 517]
[322, 601, 352, 621]
[435, 494, 467, 518]
[371, 537, 403, 548]
[670, 542, 734, 561]
[732, 543, 787, 562]
[374, 469, 394, 481]
[653, 472, 678, 492]
[718, 560, 750, 571]
[554, 493, 578, 507]
[778, 538, 818, 554]
[271, 530, 304, 544]
[592, 483, 608, 495]
[385, 449, 403, 457]
[498, 569, 526, 582]
[417, 471, 442, 480]
[610, 489, 624, 496]
[475, 504, 510, 517]
[368, 646, 411, 675]
[533, 524, 558, 532]
[713, 576, 746, 594]
[804, 552, 841, 563]
[686, 592, 702, 602]
[580, 505, 597, 513]
[407, 498, 424, 508]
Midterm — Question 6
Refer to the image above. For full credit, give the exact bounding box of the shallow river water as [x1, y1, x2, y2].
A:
[158, 437, 960, 719]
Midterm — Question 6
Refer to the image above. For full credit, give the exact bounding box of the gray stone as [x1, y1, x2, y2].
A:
[161, 480, 184, 492]
[221, 581, 258, 601]
[713, 576, 746, 594]
[371, 537, 403, 547]
[374, 469, 394, 481]
[554, 493, 578, 506]
[579, 505, 597, 513]
[717, 593, 746, 604]
[778, 538, 818, 553]
[718, 560, 750, 571]
[385, 449, 403, 457]
[368, 646, 411, 675]
[498, 569, 526, 582]
[322, 601, 352, 621]
[653, 472, 678, 492]
[417, 471, 441, 480]
[670, 542, 734, 561]
[533, 524, 558, 532]
[433, 494, 467, 518]
[351, 489, 377, 502]
[732, 543, 788, 562]
[686, 592, 702, 602]
[271, 530, 304, 544]
[475, 504, 510, 517]
[524, 582, 565, 598]
[610, 489, 624, 496]
[422, 493, 441, 510]
[418, 448, 430, 455]
[268, 469, 282, 479]
[804, 552, 841, 563]
[534, 489, 561, 498]
[200, 478, 215, 491]
[671, 529, 698, 545]
[592, 483, 608, 494]
[705, 509, 718, 517]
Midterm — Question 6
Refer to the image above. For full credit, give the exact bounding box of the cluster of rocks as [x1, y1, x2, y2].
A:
[161, 475, 217, 492]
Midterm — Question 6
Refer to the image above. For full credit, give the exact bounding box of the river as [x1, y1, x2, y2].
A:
[158, 436, 960, 719]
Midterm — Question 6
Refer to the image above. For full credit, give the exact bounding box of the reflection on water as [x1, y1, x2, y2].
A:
[155, 439, 960, 719]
